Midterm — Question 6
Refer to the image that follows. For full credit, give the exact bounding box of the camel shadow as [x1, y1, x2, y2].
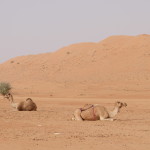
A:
[117, 118, 144, 121]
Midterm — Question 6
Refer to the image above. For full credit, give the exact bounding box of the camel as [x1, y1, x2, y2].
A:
[5, 93, 37, 111]
[72, 101, 127, 121]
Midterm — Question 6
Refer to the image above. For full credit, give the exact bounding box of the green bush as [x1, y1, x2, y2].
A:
[0, 82, 12, 96]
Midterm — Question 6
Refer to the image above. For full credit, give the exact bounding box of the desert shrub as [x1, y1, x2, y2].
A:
[0, 82, 12, 96]
[67, 51, 70, 54]
[10, 61, 14, 63]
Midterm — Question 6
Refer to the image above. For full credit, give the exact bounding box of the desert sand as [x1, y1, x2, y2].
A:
[0, 35, 150, 149]
[0, 97, 150, 150]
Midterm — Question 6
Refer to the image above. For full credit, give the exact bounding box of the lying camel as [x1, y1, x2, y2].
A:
[72, 101, 127, 121]
[5, 93, 37, 111]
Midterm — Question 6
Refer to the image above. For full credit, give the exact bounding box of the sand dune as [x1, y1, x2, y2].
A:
[0, 34, 150, 98]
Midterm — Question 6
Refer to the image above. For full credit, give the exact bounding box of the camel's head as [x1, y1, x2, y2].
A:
[115, 101, 127, 109]
[4, 94, 9, 99]
[4, 93, 11, 101]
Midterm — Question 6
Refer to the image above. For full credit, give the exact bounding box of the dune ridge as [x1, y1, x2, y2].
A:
[0, 34, 150, 98]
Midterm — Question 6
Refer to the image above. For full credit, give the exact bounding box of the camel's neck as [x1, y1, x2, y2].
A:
[9, 94, 14, 103]
[108, 106, 120, 118]
[8, 94, 18, 109]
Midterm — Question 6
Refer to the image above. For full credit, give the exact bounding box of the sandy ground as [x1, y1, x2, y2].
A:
[0, 97, 150, 150]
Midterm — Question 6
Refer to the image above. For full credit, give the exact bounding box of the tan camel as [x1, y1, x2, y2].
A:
[72, 101, 127, 121]
[5, 93, 37, 111]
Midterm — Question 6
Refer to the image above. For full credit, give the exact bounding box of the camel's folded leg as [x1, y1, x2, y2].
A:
[72, 108, 83, 121]
[100, 117, 114, 121]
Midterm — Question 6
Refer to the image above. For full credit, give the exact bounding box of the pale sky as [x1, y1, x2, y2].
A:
[0, 0, 150, 63]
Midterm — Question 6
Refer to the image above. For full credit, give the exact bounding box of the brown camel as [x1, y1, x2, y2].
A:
[5, 93, 37, 111]
[72, 101, 127, 121]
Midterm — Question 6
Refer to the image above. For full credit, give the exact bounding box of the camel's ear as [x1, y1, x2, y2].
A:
[117, 101, 123, 105]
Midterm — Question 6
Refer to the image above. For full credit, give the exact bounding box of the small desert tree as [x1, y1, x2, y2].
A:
[0, 82, 12, 97]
